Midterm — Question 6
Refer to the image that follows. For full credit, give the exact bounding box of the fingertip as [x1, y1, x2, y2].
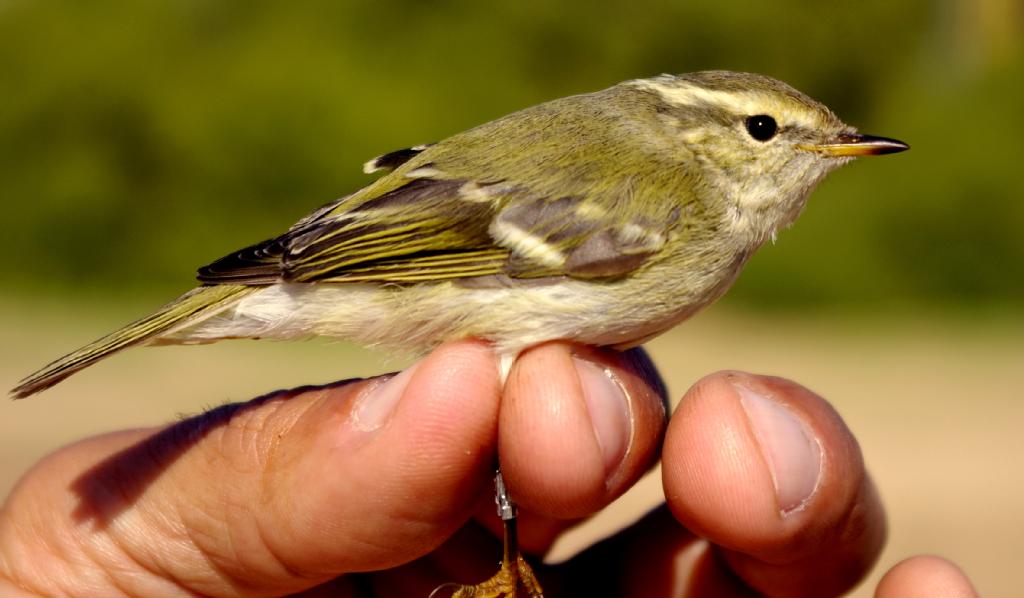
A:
[575, 345, 668, 491]
[499, 343, 666, 520]
[316, 339, 503, 537]
[663, 371, 781, 544]
[500, 343, 605, 517]
[876, 555, 978, 598]
[663, 371, 884, 596]
[217, 340, 503, 575]
[664, 371, 865, 544]
[379, 339, 502, 481]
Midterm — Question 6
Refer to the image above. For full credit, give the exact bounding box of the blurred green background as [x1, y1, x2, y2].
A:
[2, 1, 1022, 596]
[2, 0, 1021, 311]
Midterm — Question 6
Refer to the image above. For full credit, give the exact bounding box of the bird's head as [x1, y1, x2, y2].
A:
[627, 71, 908, 243]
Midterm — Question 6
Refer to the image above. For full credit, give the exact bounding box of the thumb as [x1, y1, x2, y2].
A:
[0, 341, 500, 597]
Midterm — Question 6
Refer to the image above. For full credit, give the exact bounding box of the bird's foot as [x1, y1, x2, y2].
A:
[432, 552, 543, 598]
[432, 471, 543, 597]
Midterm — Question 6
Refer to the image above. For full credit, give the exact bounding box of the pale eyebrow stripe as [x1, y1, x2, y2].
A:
[628, 79, 821, 131]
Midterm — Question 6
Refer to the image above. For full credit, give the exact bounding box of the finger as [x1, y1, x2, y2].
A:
[875, 555, 978, 598]
[0, 340, 501, 597]
[661, 371, 886, 596]
[497, 342, 668, 550]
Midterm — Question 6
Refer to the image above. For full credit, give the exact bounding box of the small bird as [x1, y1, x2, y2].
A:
[12, 71, 907, 597]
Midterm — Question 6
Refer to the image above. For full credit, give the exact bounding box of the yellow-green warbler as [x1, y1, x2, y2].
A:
[12, 71, 908, 598]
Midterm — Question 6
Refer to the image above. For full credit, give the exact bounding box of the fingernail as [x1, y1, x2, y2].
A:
[736, 383, 822, 515]
[573, 357, 633, 479]
[350, 362, 420, 432]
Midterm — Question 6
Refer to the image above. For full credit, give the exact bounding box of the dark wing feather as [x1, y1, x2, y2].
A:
[197, 150, 679, 285]
[197, 237, 286, 284]
[362, 144, 434, 173]
[197, 175, 518, 285]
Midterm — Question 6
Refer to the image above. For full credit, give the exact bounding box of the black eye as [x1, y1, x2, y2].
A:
[745, 115, 778, 142]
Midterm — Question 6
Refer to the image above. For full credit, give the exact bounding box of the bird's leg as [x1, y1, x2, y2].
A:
[436, 470, 544, 598]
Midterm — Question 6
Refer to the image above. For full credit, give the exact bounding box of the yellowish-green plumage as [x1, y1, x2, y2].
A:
[12, 71, 907, 398]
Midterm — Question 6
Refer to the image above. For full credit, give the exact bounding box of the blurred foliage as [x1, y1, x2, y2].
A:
[1, 0, 1021, 311]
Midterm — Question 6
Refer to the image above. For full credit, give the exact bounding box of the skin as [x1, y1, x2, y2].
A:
[0, 341, 977, 597]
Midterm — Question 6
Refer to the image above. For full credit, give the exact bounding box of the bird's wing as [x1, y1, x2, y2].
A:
[197, 145, 680, 285]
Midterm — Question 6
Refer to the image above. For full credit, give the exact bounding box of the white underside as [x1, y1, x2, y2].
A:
[167, 264, 728, 362]
[174, 281, 627, 353]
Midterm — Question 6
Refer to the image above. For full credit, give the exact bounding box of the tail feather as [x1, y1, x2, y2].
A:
[11, 285, 254, 399]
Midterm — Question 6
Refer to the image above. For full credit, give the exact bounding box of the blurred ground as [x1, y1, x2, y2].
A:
[2, 299, 1020, 596]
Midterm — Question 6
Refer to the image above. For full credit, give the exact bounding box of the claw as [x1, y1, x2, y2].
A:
[430, 583, 465, 598]
[434, 553, 542, 597]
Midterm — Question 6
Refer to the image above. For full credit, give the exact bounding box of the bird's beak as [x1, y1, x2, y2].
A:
[800, 132, 909, 157]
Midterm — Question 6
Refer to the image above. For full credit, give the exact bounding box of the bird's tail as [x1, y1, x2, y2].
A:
[10, 284, 254, 399]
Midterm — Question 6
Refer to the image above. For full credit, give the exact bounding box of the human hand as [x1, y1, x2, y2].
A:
[0, 340, 976, 596]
